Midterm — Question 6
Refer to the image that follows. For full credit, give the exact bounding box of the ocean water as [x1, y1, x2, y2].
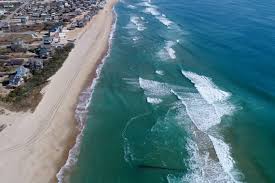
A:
[67, 0, 275, 182]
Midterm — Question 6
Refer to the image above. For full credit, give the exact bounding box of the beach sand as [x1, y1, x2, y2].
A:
[0, 0, 117, 182]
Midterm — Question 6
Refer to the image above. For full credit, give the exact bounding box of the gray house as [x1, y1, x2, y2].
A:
[25, 58, 44, 72]
[8, 66, 30, 87]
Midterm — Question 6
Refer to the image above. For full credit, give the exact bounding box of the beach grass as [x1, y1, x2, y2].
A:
[0, 43, 75, 111]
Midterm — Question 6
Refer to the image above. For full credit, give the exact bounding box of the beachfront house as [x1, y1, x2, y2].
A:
[43, 36, 53, 45]
[8, 66, 30, 87]
[24, 58, 44, 72]
[77, 20, 85, 28]
[84, 14, 91, 22]
[37, 47, 49, 59]
[49, 24, 63, 35]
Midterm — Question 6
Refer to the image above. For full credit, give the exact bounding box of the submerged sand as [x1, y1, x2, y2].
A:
[0, 0, 117, 182]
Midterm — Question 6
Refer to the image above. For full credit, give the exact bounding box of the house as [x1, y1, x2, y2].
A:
[49, 24, 62, 36]
[16, 66, 30, 77]
[3, 4, 14, 9]
[53, 33, 60, 43]
[8, 75, 24, 87]
[43, 36, 53, 44]
[24, 58, 43, 72]
[21, 16, 29, 24]
[84, 14, 91, 22]
[77, 20, 85, 28]
[37, 47, 49, 59]
[44, 16, 52, 21]
[32, 12, 40, 18]
[40, 12, 47, 19]
[8, 66, 30, 87]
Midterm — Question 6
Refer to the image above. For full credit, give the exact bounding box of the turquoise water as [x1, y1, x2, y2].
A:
[68, 0, 275, 182]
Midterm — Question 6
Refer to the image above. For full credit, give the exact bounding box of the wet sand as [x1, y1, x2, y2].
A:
[0, 0, 117, 182]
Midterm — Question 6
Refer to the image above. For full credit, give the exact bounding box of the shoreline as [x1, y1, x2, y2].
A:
[56, 7, 118, 182]
[0, 0, 118, 182]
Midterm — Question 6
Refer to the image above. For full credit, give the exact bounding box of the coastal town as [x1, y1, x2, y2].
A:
[0, 0, 105, 110]
[0, 0, 117, 181]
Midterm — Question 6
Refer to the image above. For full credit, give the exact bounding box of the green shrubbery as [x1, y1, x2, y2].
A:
[1, 43, 74, 110]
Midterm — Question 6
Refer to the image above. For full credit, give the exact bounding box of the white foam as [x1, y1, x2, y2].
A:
[167, 48, 176, 59]
[144, 7, 160, 16]
[172, 91, 220, 131]
[155, 70, 165, 75]
[158, 41, 177, 60]
[156, 15, 173, 27]
[170, 71, 242, 182]
[127, 5, 136, 9]
[139, 77, 171, 97]
[170, 139, 237, 183]
[171, 85, 234, 131]
[56, 7, 118, 183]
[181, 71, 235, 130]
[209, 136, 243, 183]
[137, 1, 154, 7]
[139, 0, 175, 28]
[127, 15, 146, 32]
[143, 7, 174, 27]
[146, 97, 163, 104]
[132, 36, 139, 41]
[182, 71, 231, 104]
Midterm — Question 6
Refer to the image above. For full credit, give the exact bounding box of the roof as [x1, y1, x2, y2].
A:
[16, 66, 29, 76]
[9, 74, 24, 87]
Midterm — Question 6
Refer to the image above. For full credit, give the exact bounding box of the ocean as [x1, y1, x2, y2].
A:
[65, 0, 275, 182]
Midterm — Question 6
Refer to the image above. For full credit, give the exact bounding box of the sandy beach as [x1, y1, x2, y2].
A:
[0, 0, 117, 182]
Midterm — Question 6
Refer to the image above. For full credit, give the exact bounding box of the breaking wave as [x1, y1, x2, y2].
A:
[56, 7, 118, 183]
[126, 71, 242, 182]
[167, 138, 240, 183]
[146, 97, 163, 104]
[156, 14, 173, 27]
[170, 70, 242, 182]
[125, 15, 146, 32]
[127, 5, 136, 9]
[130, 15, 146, 31]
[155, 70, 165, 75]
[144, 7, 160, 16]
[139, 77, 171, 97]
[139, 0, 174, 28]
[182, 71, 231, 104]
[158, 41, 177, 60]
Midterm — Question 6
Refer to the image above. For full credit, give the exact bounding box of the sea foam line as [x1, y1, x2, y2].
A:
[167, 138, 237, 183]
[177, 70, 242, 182]
[138, 70, 241, 182]
[182, 71, 231, 104]
[130, 15, 146, 31]
[56, 7, 118, 183]
[158, 41, 177, 60]
[140, 1, 174, 28]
